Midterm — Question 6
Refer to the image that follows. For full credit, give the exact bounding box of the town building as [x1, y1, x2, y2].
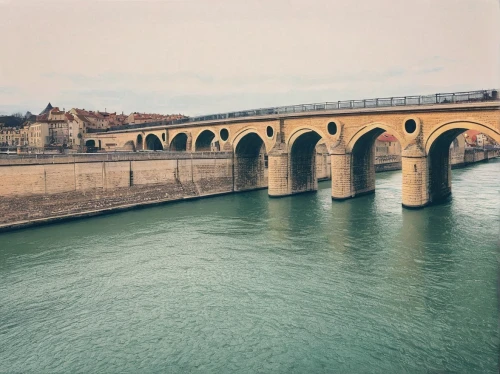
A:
[124, 112, 185, 125]
[375, 133, 401, 157]
[0, 124, 29, 146]
[27, 121, 49, 148]
[463, 130, 498, 147]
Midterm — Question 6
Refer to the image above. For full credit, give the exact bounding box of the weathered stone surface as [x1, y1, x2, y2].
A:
[0, 183, 194, 225]
[1, 101, 499, 228]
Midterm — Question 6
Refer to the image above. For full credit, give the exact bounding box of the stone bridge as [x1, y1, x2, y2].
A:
[88, 90, 500, 208]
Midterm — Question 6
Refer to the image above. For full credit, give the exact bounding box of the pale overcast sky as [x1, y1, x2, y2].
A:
[0, 0, 498, 116]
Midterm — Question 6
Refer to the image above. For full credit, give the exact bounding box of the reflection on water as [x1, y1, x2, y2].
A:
[0, 159, 499, 373]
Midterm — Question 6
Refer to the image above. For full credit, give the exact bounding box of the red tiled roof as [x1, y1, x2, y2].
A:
[464, 130, 480, 144]
[464, 130, 480, 138]
[377, 132, 399, 142]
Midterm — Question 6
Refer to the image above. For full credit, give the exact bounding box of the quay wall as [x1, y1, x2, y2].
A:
[0, 149, 496, 231]
[0, 152, 234, 230]
[0, 152, 233, 198]
[451, 148, 499, 168]
[374, 149, 499, 172]
[0, 151, 325, 230]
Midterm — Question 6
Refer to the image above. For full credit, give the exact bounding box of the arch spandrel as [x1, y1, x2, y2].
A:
[145, 130, 166, 140]
[424, 120, 500, 154]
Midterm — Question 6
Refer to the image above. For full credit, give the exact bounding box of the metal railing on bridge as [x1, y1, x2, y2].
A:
[95, 89, 498, 133]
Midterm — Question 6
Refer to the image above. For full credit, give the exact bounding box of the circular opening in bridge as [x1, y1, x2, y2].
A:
[405, 119, 417, 134]
[266, 126, 274, 138]
[327, 122, 337, 135]
[137, 134, 143, 145]
[220, 128, 229, 141]
[162, 133, 166, 141]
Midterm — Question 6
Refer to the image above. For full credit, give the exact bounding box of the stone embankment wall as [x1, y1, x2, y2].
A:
[1, 149, 496, 231]
[0, 151, 331, 230]
[0, 152, 233, 229]
[375, 155, 401, 172]
[374, 148, 499, 172]
[452, 148, 499, 168]
[0, 152, 234, 197]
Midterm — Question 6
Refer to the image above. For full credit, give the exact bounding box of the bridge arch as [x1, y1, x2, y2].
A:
[194, 129, 217, 151]
[346, 122, 405, 152]
[425, 120, 500, 154]
[136, 134, 143, 150]
[347, 123, 404, 198]
[85, 139, 96, 148]
[123, 140, 136, 151]
[84, 139, 100, 153]
[287, 127, 328, 149]
[145, 134, 163, 150]
[170, 132, 188, 151]
[287, 128, 324, 194]
[424, 120, 500, 205]
[233, 130, 267, 191]
[232, 128, 271, 154]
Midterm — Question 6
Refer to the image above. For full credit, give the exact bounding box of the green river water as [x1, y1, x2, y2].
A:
[1, 159, 499, 373]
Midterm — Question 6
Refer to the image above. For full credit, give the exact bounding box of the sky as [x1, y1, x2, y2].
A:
[0, 0, 498, 116]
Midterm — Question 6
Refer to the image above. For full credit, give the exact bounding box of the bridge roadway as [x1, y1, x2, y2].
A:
[87, 90, 500, 208]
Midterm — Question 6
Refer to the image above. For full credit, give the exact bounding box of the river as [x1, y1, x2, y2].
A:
[1, 159, 499, 373]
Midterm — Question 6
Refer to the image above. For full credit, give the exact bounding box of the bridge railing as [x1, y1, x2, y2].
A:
[100, 89, 498, 132]
[181, 89, 498, 124]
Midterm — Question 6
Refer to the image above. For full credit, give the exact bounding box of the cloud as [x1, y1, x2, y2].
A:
[0, 0, 498, 115]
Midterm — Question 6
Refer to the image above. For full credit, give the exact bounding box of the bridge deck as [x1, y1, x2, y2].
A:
[97, 100, 499, 134]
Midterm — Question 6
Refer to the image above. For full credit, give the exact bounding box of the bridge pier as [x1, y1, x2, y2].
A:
[401, 156, 429, 208]
[233, 133, 267, 192]
[268, 150, 290, 197]
[268, 131, 322, 197]
[331, 153, 352, 200]
[331, 151, 376, 201]
[268, 149, 320, 197]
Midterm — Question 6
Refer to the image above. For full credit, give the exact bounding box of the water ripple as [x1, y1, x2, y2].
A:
[0, 160, 499, 372]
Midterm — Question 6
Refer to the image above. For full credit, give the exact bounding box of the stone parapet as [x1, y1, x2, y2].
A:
[0, 151, 232, 166]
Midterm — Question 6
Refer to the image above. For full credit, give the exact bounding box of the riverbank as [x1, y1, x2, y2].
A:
[0, 150, 497, 233]
[374, 148, 499, 173]
[0, 187, 237, 233]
